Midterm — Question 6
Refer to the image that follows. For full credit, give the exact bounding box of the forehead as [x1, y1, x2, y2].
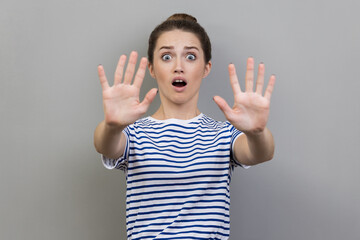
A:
[155, 30, 202, 50]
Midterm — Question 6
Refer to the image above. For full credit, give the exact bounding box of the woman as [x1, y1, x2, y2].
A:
[94, 13, 275, 240]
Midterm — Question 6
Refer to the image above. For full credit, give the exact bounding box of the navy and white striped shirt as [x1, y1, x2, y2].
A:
[103, 113, 246, 240]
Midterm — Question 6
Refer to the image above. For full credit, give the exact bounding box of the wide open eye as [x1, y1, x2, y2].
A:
[161, 54, 172, 61]
[186, 54, 196, 61]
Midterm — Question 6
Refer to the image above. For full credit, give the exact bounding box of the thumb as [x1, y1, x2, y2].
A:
[139, 88, 158, 110]
[213, 96, 233, 118]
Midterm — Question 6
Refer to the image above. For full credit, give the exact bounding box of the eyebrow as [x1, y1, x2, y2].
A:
[184, 46, 200, 51]
[158, 46, 200, 51]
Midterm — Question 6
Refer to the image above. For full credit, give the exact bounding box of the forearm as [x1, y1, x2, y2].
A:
[234, 127, 275, 165]
[246, 127, 275, 163]
[94, 120, 127, 159]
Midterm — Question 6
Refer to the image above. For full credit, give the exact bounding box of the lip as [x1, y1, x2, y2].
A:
[172, 77, 187, 92]
[172, 76, 187, 84]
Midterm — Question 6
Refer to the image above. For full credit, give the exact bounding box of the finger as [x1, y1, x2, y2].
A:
[138, 88, 158, 112]
[245, 57, 254, 92]
[123, 51, 138, 85]
[228, 64, 242, 96]
[97, 64, 110, 90]
[213, 96, 233, 119]
[264, 74, 276, 101]
[255, 62, 265, 95]
[114, 55, 127, 85]
[133, 57, 148, 89]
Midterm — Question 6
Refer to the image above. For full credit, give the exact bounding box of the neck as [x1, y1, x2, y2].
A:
[152, 103, 201, 120]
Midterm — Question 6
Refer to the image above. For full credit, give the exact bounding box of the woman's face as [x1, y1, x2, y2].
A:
[149, 29, 211, 107]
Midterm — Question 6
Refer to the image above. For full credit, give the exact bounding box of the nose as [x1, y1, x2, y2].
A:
[174, 58, 184, 74]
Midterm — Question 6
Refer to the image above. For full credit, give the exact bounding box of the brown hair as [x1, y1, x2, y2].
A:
[147, 13, 212, 65]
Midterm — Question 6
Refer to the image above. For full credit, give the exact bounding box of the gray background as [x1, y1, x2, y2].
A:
[1, 0, 359, 239]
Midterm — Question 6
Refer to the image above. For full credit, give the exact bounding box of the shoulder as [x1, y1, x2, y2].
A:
[130, 116, 161, 129]
[199, 114, 233, 130]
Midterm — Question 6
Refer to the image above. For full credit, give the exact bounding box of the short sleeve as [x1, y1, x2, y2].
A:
[101, 127, 130, 171]
[228, 124, 250, 169]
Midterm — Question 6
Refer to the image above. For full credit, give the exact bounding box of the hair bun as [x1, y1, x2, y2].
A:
[166, 13, 197, 23]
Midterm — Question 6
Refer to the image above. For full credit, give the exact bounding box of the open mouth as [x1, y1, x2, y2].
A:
[172, 79, 187, 87]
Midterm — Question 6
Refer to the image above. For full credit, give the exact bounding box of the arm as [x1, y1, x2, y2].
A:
[233, 127, 274, 166]
[94, 121, 127, 160]
[214, 58, 276, 166]
[94, 51, 157, 159]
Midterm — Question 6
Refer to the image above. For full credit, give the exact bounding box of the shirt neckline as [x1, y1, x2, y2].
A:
[147, 113, 204, 124]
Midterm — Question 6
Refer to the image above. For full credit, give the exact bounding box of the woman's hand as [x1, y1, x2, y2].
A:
[98, 51, 158, 128]
[213, 58, 275, 136]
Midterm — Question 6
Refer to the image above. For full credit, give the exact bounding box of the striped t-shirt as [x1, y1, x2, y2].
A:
[102, 113, 246, 240]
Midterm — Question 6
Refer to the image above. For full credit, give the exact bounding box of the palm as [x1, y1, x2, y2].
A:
[102, 84, 141, 125]
[98, 52, 157, 127]
[214, 58, 275, 134]
[231, 91, 270, 134]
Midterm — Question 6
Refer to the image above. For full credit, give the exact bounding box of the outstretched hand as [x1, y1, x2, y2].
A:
[98, 51, 158, 127]
[213, 58, 275, 135]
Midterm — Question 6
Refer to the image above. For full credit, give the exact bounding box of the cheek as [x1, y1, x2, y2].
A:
[156, 69, 168, 81]
[193, 65, 207, 79]
[153, 69, 169, 87]
[153, 62, 170, 78]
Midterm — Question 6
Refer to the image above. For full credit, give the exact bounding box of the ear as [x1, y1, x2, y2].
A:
[148, 62, 156, 79]
[203, 61, 212, 78]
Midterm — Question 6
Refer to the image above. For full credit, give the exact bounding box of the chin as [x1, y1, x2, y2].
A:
[172, 94, 198, 105]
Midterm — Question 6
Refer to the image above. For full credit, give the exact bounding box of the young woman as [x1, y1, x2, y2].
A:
[94, 13, 275, 240]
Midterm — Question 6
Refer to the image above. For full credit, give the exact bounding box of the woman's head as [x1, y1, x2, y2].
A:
[148, 13, 212, 65]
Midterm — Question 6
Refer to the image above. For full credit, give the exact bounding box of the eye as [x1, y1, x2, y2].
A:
[186, 53, 196, 61]
[161, 54, 172, 61]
